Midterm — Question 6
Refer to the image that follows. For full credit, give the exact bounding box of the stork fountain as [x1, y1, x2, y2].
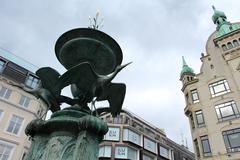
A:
[24, 24, 130, 159]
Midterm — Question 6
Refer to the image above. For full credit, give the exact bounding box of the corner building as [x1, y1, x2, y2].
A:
[99, 109, 195, 160]
[180, 7, 240, 159]
[0, 48, 47, 160]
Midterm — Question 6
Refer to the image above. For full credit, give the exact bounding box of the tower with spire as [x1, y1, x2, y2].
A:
[180, 56, 196, 89]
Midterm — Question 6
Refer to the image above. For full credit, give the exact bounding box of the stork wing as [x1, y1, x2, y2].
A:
[36, 67, 60, 94]
[55, 62, 98, 95]
[97, 83, 126, 117]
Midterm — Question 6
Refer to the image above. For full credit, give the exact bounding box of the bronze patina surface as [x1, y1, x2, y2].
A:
[24, 28, 130, 160]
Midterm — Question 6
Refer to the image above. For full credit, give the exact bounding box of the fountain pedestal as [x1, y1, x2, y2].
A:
[25, 107, 108, 160]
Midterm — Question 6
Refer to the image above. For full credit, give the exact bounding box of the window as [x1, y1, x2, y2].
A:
[99, 145, 111, 158]
[215, 101, 240, 122]
[227, 42, 233, 49]
[194, 139, 200, 158]
[19, 95, 30, 107]
[0, 59, 6, 73]
[113, 115, 123, 124]
[0, 141, 14, 160]
[142, 154, 154, 160]
[189, 113, 195, 129]
[209, 79, 230, 97]
[185, 93, 189, 104]
[143, 137, 156, 153]
[0, 87, 12, 99]
[233, 40, 239, 47]
[222, 44, 227, 51]
[123, 128, 141, 146]
[200, 136, 212, 157]
[115, 146, 137, 159]
[6, 115, 23, 135]
[191, 89, 199, 103]
[104, 127, 120, 141]
[223, 128, 240, 152]
[195, 110, 205, 127]
[159, 146, 170, 159]
[25, 75, 39, 88]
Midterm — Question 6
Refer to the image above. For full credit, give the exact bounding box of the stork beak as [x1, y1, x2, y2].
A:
[120, 62, 132, 69]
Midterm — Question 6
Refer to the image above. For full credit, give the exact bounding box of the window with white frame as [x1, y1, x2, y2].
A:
[123, 128, 141, 146]
[6, 115, 23, 135]
[0, 140, 14, 160]
[19, 95, 30, 108]
[25, 75, 39, 89]
[200, 135, 212, 157]
[209, 79, 230, 97]
[104, 127, 120, 141]
[0, 59, 6, 73]
[191, 89, 199, 103]
[215, 101, 240, 122]
[98, 145, 111, 158]
[159, 146, 170, 159]
[115, 146, 138, 159]
[0, 87, 12, 99]
[223, 128, 240, 153]
[143, 137, 156, 153]
[195, 110, 205, 127]
[142, 154, 154, 160]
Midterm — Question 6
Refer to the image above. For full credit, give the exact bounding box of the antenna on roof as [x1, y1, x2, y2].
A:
[180, 131, 185, 146]
[185, 137, 189, 149]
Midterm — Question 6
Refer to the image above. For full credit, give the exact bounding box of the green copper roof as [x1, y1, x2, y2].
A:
[212, 6, 226, 24]
[212, 6, 240, 38]
[0, 47, 38, 73]
[180, 56, 194, 76]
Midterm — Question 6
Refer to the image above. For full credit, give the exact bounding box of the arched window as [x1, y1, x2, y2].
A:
[233, 40, 239, 47]
[227, 42, 233, 49]
[222, 44, 227, 51]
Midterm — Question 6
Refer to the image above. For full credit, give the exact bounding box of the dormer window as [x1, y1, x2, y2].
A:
[227, 42, 233, 49]
[222, 44, 227, 51]
[233, 40, 239, 47]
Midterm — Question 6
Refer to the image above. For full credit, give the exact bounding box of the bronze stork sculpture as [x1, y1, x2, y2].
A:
[24, 27, 131, 160]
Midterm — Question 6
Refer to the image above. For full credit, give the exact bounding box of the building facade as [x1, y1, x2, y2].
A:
[180, 7, 240, 160]
[99, 109, 195, 160]
[0, 48, 47, 160]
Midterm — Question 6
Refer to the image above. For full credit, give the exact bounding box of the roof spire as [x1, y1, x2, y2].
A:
[182, 56, 187, 66]
[180, 56, 194, 78]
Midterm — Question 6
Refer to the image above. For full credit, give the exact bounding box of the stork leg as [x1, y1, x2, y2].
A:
[90, 97, 98, 117]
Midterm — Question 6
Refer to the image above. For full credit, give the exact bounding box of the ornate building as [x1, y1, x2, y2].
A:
[180, 7, 240, 160]
[0, 48, 47, 160]
[99, 109, 195, 160]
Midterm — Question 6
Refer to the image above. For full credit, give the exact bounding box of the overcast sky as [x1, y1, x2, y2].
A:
[1, 0, 240, 151]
